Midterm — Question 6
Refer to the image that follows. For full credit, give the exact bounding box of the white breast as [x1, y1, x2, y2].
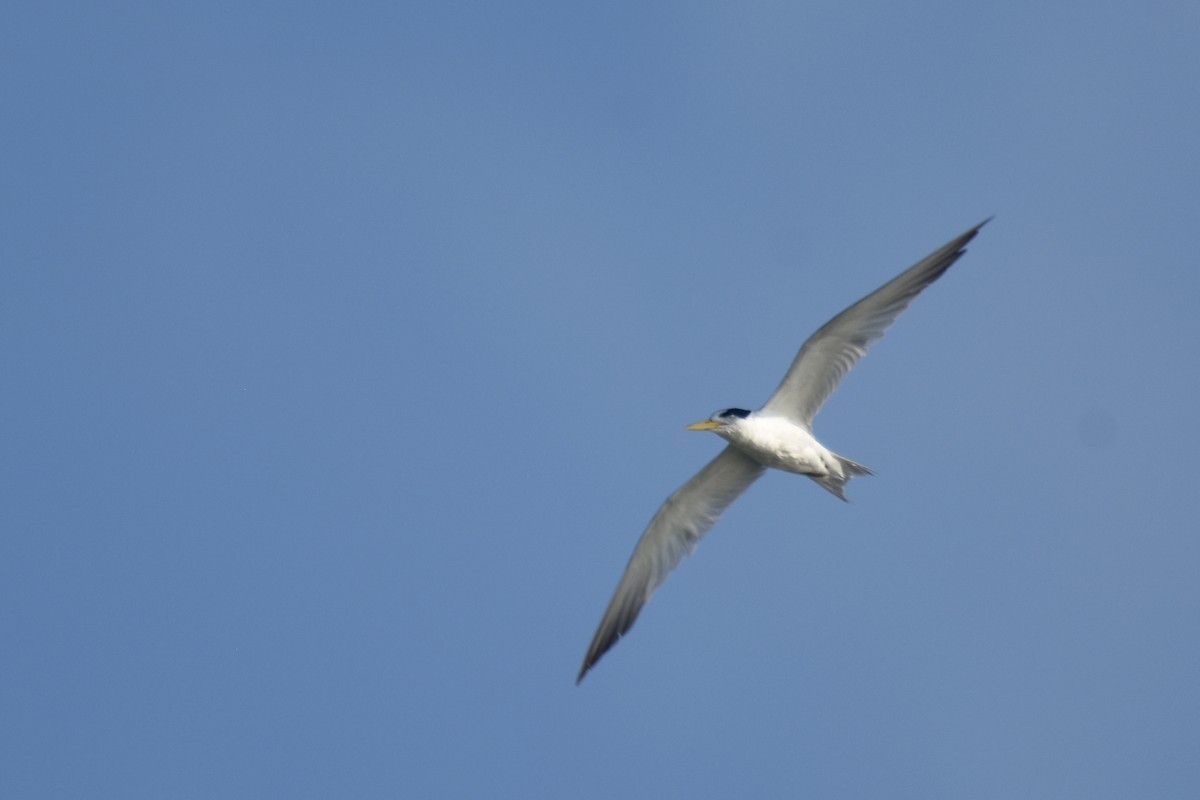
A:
[718, 414, 838, 477]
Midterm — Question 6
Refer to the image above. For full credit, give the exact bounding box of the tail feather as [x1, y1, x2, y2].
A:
[809, 455, 874, 502]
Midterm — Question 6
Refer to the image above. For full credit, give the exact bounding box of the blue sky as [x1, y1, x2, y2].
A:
[3, 2, 1198, 797]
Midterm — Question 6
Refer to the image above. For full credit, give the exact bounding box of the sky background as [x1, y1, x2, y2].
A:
[3, 2, 1199, 798]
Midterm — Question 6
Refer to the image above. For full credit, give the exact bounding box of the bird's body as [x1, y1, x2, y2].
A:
[708, 411, 867, 492]
[577, 220, 990, 683]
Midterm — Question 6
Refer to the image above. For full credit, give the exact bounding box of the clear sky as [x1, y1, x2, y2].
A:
[3, 2, 1198, 798]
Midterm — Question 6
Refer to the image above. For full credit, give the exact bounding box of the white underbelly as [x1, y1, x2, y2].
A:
[725, 419, 837, 476]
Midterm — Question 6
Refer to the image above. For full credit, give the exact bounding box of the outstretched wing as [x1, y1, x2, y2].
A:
[762, 219, 989, 427]
[577, 445, 766, 683]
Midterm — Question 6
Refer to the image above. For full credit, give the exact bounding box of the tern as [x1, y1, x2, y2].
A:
[577, 219, 989, 683]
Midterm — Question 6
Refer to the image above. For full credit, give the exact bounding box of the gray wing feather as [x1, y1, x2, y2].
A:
[577, 446, 765, 683]
[761, 219, 990, 426]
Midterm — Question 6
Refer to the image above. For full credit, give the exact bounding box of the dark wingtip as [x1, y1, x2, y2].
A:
[576, 641, 604, 685]
[946, 216, 992, 257]
[576, 634, 614, 684]
[968, 216, 994, 239]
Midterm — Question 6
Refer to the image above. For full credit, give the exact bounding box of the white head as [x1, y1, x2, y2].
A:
[684, 407, 752, 435]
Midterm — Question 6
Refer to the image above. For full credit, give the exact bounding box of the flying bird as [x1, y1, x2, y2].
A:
[577, 219, 990, 683]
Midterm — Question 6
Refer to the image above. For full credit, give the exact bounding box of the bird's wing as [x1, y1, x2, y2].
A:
[761, 219, 989, 426]
[577, 445, 766, 683]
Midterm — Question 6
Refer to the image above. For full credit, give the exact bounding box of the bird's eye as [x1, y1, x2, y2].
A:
[717, 408, 751, 420]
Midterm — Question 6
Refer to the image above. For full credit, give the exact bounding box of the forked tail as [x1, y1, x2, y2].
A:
[809, 455, 874, 502]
